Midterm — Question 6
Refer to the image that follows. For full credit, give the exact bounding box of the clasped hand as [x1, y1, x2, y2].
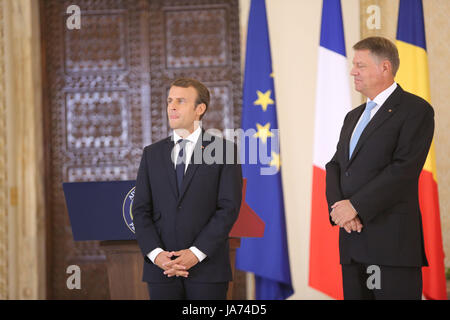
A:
[330, 200, 363, 233]
[154, 249, 199, 278]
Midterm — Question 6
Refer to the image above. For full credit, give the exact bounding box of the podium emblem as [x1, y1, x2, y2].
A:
[122, 187, 136, 233]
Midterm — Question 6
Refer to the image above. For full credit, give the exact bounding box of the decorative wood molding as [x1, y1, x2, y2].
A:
[0, 0, 8, 300]
[359, 0, 397, 40]
[2, 0, 46, 299]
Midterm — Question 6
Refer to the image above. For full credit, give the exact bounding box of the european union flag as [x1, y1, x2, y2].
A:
[235, 0, 294, 300]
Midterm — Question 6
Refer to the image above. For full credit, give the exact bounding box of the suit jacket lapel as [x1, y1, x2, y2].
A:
[347, 85, 403, 167]
[163, 136, 179, 198]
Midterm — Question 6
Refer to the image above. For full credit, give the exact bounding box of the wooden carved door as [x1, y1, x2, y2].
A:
[41, 0, 242, 299]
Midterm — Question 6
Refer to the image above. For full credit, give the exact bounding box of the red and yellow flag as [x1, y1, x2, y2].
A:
[396, 0, 447, 300]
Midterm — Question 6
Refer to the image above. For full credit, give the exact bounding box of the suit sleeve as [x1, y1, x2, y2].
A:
[132, 146, 164, 262]
[192, 143, 243, 257]
[325, 113, 349, 226]
[350, 104, 434, 223]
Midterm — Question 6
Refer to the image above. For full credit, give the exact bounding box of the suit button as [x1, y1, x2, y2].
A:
[177, 206, 181, 210]
[345, 171, 350, 177]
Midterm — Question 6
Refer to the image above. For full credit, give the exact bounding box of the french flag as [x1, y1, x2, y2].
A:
[308, 0, 351, 299]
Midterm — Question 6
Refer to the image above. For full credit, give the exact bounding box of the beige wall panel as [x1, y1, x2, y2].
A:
[424, 0, 450, 270]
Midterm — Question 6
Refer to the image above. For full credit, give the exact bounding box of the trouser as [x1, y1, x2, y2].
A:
[341, 260, 422, 300]
[147, 278, 228, 300]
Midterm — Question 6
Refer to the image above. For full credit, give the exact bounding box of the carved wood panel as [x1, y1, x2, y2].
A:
[41, 0, 242, 299]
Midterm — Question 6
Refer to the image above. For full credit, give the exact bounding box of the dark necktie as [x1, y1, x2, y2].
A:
[175, 139, 188, 194]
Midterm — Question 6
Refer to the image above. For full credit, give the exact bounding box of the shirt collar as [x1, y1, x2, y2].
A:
[367, 82, 397, 108]
[173, 125, 202, 145]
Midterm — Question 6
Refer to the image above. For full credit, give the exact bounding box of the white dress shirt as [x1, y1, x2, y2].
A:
[172, 126, 202, 173]
[147, 126, 207, 265]
[351, 82, 398, 140]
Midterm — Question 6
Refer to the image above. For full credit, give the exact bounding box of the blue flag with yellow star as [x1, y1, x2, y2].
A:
[235, 0, 294, 300]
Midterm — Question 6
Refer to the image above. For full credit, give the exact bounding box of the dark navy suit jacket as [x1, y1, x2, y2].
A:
[326, 85, 434, 267]
[132, 130, 242, 283]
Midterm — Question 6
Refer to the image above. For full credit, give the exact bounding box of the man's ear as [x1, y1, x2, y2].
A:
[382, 59, 392, 75]
[195, 103, 206, 118]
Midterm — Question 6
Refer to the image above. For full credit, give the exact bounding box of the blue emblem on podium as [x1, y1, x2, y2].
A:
[122, 187, 136, 234]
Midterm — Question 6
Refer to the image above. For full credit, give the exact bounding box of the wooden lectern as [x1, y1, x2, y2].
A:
[64, 179, 264, 300]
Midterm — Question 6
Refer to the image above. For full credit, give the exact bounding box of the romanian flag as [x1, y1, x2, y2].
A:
[308, 0, 350, 300]
[396, 0, 447, 300]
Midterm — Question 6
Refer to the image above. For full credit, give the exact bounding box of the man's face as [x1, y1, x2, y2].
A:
[167, 86, 204, 134]
[350, 49, 385, 99]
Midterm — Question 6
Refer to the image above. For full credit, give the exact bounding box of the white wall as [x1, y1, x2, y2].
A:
[239, 0, 361, 299]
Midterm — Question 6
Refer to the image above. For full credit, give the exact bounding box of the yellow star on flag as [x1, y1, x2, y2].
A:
[269, 151, 281, 172]
[253, 122, 273, 144]
[253, 90, 274, 112]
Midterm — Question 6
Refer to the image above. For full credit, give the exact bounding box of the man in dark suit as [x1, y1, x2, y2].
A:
[132, 78, 242, 300]
[326, 37, 434, 299]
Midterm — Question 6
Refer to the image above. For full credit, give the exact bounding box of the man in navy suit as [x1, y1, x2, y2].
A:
[132, 78, 242, 300]
[326, 37, 434, 299]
